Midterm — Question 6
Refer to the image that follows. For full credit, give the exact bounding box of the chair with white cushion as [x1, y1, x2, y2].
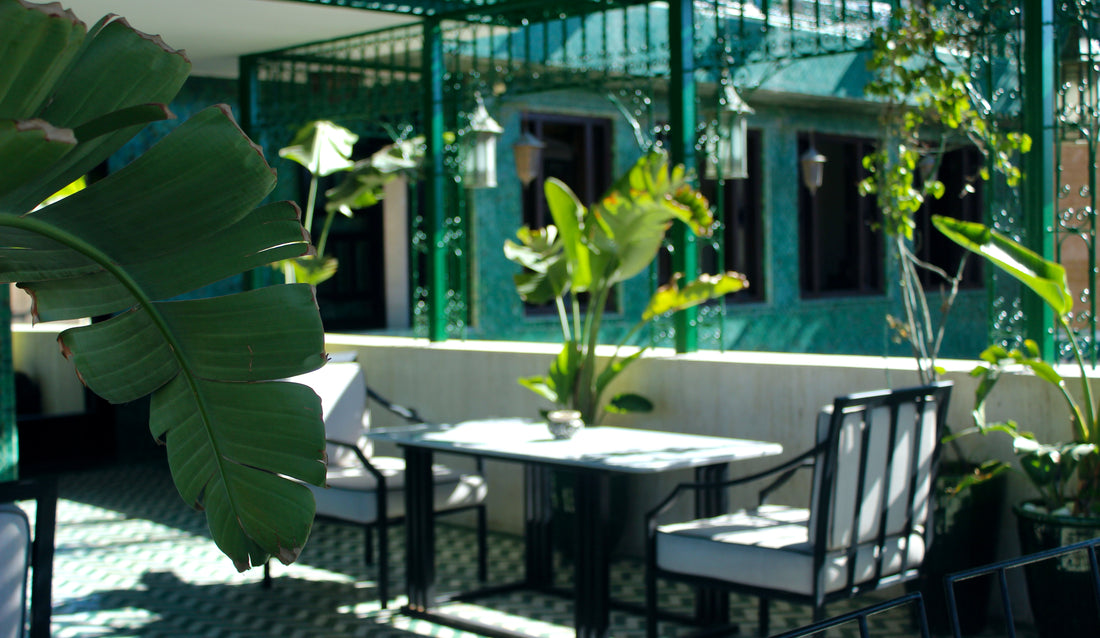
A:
[0, 477, 57, 638]
[265, 360, 488, 607]
[645, 382, 952, 637]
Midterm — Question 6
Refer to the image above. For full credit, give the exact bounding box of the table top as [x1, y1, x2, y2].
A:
[368, 417, 783, 473]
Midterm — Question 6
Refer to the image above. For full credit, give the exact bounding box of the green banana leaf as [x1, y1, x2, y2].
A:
[278, 119, 358, 177]
[642, 272, 750, 321]
[931, 215, 1073, 316]
[0, 1, 326, 571]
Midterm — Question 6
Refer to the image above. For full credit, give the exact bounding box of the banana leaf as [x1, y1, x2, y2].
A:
[0, 0, 326, 571]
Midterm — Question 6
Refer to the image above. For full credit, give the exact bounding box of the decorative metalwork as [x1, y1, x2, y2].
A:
[243, 0, 1081, 353]
[1054, 0, 1100, 364]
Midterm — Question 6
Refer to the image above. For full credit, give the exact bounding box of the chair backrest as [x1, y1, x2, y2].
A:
[288, 361, 370, 466]
[808, 383, 952, 578]
[0, 503, 30, 638]
[0, 478, 56, 638]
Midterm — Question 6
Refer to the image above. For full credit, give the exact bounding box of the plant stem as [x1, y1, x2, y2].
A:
[303, 174, 319, 244]
[1061, 313, 1096, 444]
[315, 209, 336, 259]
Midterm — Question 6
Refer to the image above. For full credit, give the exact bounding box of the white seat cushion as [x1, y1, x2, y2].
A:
[656, 504, 925, 597]
[0, 504, 31, 638]
[311, 456, 488, 524]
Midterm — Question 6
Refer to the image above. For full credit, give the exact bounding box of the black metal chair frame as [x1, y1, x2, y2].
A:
[264, 384, 488, 608]
[645, 382, 952, 638]
[768, 591, 931, 638]
[944, 536, 1100, 638]
[0, 476, 58, 638]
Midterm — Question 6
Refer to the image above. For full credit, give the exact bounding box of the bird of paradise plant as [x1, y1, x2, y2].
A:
[504, 150, 748, 425]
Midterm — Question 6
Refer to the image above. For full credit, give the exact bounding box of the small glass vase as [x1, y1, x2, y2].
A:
[546, 409, 583, 440]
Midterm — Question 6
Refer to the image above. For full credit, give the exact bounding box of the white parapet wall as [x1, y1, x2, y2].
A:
[323, 333, 1087, 562]
[12, 326, 1091, 563]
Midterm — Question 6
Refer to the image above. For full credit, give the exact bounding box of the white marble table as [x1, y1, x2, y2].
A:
[369, 418, 783, 638]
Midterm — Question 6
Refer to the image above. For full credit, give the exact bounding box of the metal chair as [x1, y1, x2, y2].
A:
[0, 477, 57, 638]
[264, 360, 488, 607]
[769, 591, 931, 638]
[645, 382, 952, 637]
[944, 536, 1100, 638]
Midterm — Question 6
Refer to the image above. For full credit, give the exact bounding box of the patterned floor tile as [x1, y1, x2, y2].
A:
[26, 462, 1025, 637]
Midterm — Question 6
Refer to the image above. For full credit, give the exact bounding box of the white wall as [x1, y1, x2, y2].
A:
[323, 333, 1086, 563]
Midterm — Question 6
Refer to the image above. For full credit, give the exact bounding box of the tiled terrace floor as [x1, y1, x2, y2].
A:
[29, 462, 1022, 637]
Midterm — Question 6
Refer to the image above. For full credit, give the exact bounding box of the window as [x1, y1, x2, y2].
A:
[521, 113, 612, 229]
[699, 129, 763, 302]
[915, 146, 984, 288]
[520, 113, 614, 316]
[799, 133, 883, 297]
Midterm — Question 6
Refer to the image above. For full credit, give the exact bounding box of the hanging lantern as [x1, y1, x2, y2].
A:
[712, 84, 754, 180]
[466, 94, 503, 189]
[800, 141, 827, 195]
[512, 131, 545, 187]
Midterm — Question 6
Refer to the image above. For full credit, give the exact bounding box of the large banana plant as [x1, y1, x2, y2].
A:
[933, 215, 1100, 514]
[0, 0, 327, 570]
[505, 151, 748, 424]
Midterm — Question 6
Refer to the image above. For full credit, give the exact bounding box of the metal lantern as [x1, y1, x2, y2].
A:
[800, 142, 827, 195]
[467, 94, 503, 189]
[713, 84, 754, 180]
[512, 131, 545, 187]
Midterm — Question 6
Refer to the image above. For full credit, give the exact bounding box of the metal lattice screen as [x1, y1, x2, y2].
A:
[243, 0, 1061, 352]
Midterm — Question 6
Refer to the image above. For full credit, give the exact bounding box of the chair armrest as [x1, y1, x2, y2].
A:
[645, 445, 820, 532]
[325, 438, 387, 491]
[757, 455, 816, 506]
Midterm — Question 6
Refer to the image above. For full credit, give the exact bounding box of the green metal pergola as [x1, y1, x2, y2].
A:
[238, 0, 1085, 355]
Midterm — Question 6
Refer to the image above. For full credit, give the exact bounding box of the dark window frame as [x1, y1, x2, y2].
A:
[519, 112, 615, 317]
[914, 145, 985, 289]
[799, 133, 884, 298]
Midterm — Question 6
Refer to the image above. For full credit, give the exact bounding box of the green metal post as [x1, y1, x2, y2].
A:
[1023, 0, 1056, 359]
[424, 18, 448, 342]
[238, 54, 263, 292]
[669, 0, 698, 353]
[1, 285, 16, 481]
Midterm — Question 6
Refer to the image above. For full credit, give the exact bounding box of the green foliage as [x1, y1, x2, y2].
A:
[504, 150, 748, 424]
[0, 0, 326, 569]
[861, 5, 1030, 388]
[934, 216, 1100, 515]
[861, 7, 1031, 239]
[277, 120, 427, 285]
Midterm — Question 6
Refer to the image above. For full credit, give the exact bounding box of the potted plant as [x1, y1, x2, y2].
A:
[0, 0, 326, 572]
[933, 214, 1100, 638]
[504, 149, 747, 427]
[504, 149, 747, 554]
[858, 7, 1023, 630]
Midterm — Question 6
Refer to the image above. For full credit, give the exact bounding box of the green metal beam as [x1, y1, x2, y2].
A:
[1023, 0, 1056, 359]
[669, 0, 698, 353]
[1, 285, 16, 482]
[424, 18, 449, 342]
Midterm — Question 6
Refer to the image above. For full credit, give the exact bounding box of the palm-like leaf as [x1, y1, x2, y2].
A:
[931, 215, 1073, 315]
[0, 0, 326, 570]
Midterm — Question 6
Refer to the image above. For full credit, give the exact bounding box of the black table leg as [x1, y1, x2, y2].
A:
[574, 469, 611, 638]
[404, 446, 435, 612]
[525, 463, 554, 588]
[694, 463, 729, 627]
